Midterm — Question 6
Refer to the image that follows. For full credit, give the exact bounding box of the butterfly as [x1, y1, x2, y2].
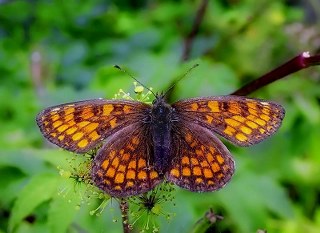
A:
[36, 93, 285, 197]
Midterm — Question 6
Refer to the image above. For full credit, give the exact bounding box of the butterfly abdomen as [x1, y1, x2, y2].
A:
[150, 96, 173, 174]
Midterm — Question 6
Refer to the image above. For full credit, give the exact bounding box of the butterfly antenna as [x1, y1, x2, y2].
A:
[163, 63, 199, 97]
[114, 65, 156, 97]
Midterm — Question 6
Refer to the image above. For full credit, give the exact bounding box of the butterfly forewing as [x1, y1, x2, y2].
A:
[36, 99, 149, 153]
[173, 95, 285, 146]
[166, 122, 235, 192]
[91, 123, 162, 197]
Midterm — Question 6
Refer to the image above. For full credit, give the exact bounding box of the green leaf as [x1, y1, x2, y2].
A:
[47, 191, 79, 233]
[8, 173, 60, 232]
[217, 172, 294, 232]
[0, 150, 54, 176]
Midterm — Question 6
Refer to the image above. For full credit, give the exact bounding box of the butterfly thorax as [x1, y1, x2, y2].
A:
[150, 95, 173, 174]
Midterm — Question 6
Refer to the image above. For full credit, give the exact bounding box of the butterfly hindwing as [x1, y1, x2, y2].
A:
[166, 122, 235, 192]
[91, 123, 163, 197]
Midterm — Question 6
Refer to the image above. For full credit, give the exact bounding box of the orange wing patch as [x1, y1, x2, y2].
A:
[220, 100, 283, 144]
[173, 96, 285, 146]
[92, 124, 163, 197]
[167, 124, 235, 192]
[36, 99, 149, 153]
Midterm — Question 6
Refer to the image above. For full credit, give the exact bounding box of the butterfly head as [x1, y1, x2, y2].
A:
[152, 92, 165, 103]
[151, 92, 172, 123]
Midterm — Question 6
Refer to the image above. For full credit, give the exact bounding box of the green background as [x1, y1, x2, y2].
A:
[1, 0, 320, 232]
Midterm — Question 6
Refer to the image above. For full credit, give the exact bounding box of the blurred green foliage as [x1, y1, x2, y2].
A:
[1, 0, 320, 232]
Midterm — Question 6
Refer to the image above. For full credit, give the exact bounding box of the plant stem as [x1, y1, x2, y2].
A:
[181, 0, 209, 61]
[120, 199, 131, 233]
[231, 52, 320, 96]
[167, 0, 208, 101]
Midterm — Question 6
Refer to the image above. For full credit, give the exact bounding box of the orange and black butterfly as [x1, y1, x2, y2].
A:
[36, 93, 285, 197]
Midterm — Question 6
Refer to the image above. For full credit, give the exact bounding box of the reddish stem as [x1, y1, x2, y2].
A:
[231, 52, 320, 96]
